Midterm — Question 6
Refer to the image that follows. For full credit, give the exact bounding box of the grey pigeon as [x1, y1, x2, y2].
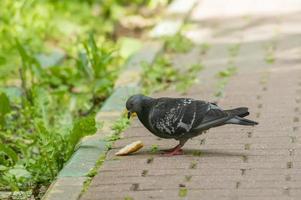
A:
[126, 94, 258, 156]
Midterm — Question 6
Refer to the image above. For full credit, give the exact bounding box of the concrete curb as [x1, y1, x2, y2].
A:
[42, 1, 197, 199]
[149, 0, 198, 38]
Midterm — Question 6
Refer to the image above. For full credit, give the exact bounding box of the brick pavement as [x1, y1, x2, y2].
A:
[81, 0, 301, 199]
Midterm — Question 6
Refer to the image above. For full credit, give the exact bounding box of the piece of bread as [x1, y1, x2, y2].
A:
[115, 141, 144, 156]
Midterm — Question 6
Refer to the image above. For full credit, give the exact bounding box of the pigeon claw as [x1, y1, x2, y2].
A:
[161, 147, 177, 153]
[162, 149, 184, 156]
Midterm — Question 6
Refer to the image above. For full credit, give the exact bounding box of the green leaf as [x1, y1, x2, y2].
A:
[0, 165, 8, 171]
[0, 93, 10, 115]
[76, 52, 94, 80]
[0, 93, 11, 126]
[0, 56, 6, 65]
[164, 33, 194, 53]
[0, 143, 18, 163]
[8, 167, 31, 179]
[67, 115, 96, 157]
[72, 115, 97, 136]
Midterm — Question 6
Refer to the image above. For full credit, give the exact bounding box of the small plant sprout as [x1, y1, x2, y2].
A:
[217, 66, 237, 78]
[265, 53, 275, 64]
[176, 63, 204, 93]
[264, 42, 276, 64]
[151, 144, 159, 153]
[106, 116, 130, 142]
[215, 66, 237, 97]
[228, 43, 240, 57]
[112, 116, 131, 135]
[192, 150, 202, 157]
[164, 33, 194, 53]
[178, 187, 188, 197]
[200, 43, 211, 55]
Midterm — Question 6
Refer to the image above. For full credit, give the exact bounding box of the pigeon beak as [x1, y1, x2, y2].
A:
[127, 111, 132, 119]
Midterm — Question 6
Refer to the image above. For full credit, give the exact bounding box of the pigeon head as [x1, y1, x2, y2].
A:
[126, 94, 145, 119]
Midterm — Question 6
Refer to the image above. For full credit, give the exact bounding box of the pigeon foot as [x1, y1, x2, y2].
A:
[162, 149, 183, 156]
[161, 147, 177, 153]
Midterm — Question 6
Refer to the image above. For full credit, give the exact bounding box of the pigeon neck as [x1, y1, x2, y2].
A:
[136, 98, 155, 133]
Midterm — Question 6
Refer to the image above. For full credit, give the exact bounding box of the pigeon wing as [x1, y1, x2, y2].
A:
[149, 98, 208, 138]
[190, 103, 232, 133]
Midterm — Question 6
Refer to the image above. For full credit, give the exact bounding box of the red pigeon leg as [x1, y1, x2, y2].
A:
[162, 138, 188, 156]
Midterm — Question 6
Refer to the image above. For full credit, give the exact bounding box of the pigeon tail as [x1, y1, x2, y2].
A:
[225, 107, 249, 117]
[225, 107, 258, 126]
[226, 116, 258, 126]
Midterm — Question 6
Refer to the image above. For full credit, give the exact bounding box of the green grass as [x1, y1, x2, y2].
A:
[178, 187, 188, 197]
[81, 116, 131, 195]
[228, 44, 240, 57]
[215, 66, 237, 97]
[141, 55, 177, 93]
[81, 153, 106, 195]
[213, 43, 240, 97]
[0, 0, 161, 196]
[265, 54, 275, 64]
[192, 150, 202, 157]
[200, 43, 211, 55]
[164, 33, 194, 53]
[111, 117, 131, 135]
[176, 63, 204, 93]
[264, 43, 276, 64]
[142, 56, 204, 94]
[150, 144, 159, 153]
[217, 66, 237, 78]
[105, 115, 130, 151]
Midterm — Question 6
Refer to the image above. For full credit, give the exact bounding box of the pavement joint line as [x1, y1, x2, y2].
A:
[42, 0, 196, 199]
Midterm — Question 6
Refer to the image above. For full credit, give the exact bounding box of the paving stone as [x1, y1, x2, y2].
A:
[80, 1, 301, 199]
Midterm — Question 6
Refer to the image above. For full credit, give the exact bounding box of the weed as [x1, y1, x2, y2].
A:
[265, 54, 275, 64]
[189, 161, 197, 169]
[214, 66, 237, 97]
[214, 79, 227, 97]
[150, 144, 159, 153]
[141, 170, 148, 177]
[146, 157, 154, 164]
[264, 43, 276, 64]
[228, 44, 240, 57]
[112, 116, 131, 135]
[164, 33, 194, 53]
[142, 55, 177, 93]
[142, 56, 204, 94]
[200, 43, 211, 55]
[105, 116, 130, 143]
[176, 63, 204, 93]
[0, 0, 162, 196]
[192, 151, 202, 157]
[105, 142, 113, 150]
[217, 66, 237, 78]
[0, 93, 11, 127]
[81, 154, 106, 194]
[178, 187, 188, 197]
